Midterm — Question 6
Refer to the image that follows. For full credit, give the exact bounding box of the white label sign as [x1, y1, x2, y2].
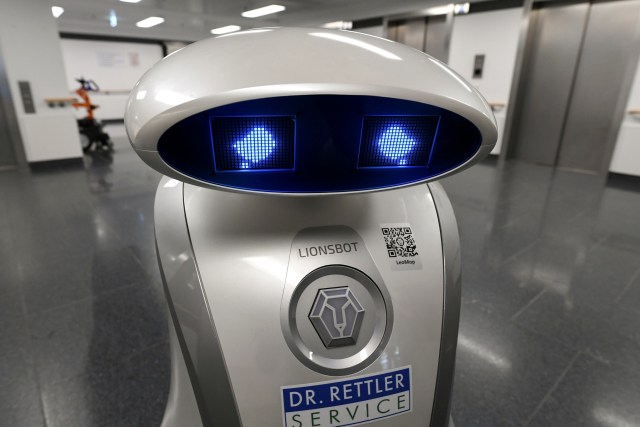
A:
[281, 366, 412, 427]
[380, 223, 422, 271]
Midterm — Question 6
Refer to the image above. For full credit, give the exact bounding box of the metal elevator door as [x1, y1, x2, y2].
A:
[388, 18, 427, 51]
[0, 86, 17, 169]
[387, 15, 451, 63]
[0, 40, 17, 170]
[512, 0, 640, 174]
[0, 110, 16, 170]
[512, 2, 590, 166]
[557, 0, 640, 173]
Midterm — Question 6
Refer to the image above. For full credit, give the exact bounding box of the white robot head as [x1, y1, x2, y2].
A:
[125, 27, 497, 194]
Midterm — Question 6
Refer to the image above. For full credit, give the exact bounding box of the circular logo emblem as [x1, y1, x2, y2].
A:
[282, 265, 392, 375]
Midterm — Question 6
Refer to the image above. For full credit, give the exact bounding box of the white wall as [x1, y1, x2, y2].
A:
[0, 0, 82, 162]
[61, 39, 164, 120]
[610, 54, 640, 177]
[165, 41, 190, 55]
[449, 8, 523, 155]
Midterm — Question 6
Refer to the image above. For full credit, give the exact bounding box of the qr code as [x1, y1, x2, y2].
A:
[382, 227, 418, 258]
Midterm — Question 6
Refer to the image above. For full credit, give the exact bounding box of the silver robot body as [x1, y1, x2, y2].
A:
[156, 179, 460, 427]
[125, 27, 496, 427]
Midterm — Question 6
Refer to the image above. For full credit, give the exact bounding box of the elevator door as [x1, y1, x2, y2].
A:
[512, 0, 640, 173]
[387, 16, 451, 63]
[0, 102, 16, 170]
[512, 2, 589, 166]
[388, 18, 427, 51]
[0, 92, 17, 169]
[424, 15, 450, 63]
[557, 0, 640, 173]
[0, 44, 17, 169]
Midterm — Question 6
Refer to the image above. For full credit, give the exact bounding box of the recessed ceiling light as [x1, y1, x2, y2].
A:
[241, 4, 285, 18]
[323, 21, 353, 30]
[120, 0, 143, 3]
[109, 10, 118, 27]
[211, 25, 241, 35]
[425, 4, 455, 15]
[454, 2, 470, 14]
[136, 16, 165, 28]
[51, 6, 64, 18]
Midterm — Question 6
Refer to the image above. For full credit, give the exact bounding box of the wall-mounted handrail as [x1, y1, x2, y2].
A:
[489, 102, 506, 112]
[67, 89, 131, 95]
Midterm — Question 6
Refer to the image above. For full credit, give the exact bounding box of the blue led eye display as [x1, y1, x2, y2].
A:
[212, 117, 295, 171]
[160, 95, 482, 192]
[235, 127, 277, 168]
[359, 116, 440, 168]
[377, 126, 417, 165]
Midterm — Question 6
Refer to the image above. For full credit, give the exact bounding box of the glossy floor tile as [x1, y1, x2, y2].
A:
[1, 124, 639, 426]
[0, 125, 168, 427]
[442, 159, 640, 427]
[526, 353, 640, 427]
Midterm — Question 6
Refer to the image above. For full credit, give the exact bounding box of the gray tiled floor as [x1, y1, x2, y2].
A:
[443, 158, 640, 427]
[1, 124, 639, 426]
[0, 125, 168, 427]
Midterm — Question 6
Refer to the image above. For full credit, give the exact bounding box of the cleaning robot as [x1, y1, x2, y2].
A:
[125, 27, 496, 427]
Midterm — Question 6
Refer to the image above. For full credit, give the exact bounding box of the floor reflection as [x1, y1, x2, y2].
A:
[0, 124, 168, 427]
[442, 159, 640, 426]
[84, 148, 114, 193]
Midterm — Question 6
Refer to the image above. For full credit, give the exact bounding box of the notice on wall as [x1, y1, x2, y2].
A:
[97, 51, 127, 68]
[129, 52, 139, 67]
[96, 51, 140, 68]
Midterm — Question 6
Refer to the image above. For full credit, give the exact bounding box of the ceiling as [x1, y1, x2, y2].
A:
[53, 0, 458, 42]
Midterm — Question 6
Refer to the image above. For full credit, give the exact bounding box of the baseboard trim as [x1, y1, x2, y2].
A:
[607, 172, 640, 191]
[29, 157, 84, 172]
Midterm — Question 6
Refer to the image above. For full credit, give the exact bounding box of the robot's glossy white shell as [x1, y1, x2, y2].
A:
[125, 27, 497, 194]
